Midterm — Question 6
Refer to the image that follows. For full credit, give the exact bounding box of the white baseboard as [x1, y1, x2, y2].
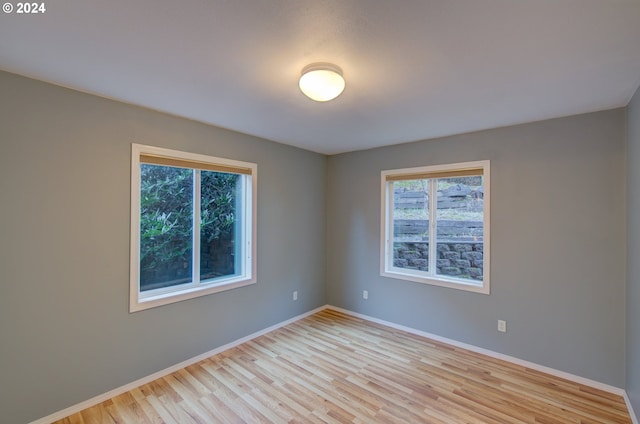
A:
[624, 391, 639, 424]
[32, 303, 637, 423]
[30, 305, 326, 424]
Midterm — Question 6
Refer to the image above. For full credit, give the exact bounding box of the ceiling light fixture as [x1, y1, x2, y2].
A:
[299, 63, 345, 102]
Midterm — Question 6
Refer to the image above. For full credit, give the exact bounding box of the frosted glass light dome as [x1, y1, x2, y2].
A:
[299, 63, 345, 102]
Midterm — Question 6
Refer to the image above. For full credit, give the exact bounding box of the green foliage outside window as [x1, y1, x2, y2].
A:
[139, 164, 238, 290]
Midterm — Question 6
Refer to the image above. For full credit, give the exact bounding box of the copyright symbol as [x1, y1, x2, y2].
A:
[3, 3, 13, 13]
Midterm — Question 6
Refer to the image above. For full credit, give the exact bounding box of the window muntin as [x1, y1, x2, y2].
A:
[131, 144, 256, 312]
[381, 161, 490, 294]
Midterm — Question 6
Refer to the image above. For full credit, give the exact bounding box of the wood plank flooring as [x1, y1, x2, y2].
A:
[54, 309, 632, 423]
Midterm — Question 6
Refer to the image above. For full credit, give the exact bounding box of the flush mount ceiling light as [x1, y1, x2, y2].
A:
[299, 63, 345, 102]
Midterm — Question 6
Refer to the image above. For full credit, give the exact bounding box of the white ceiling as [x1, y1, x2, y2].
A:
[1, 0, 639, 155]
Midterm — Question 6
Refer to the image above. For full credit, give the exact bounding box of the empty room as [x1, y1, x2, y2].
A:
[2, 1, 640, 423]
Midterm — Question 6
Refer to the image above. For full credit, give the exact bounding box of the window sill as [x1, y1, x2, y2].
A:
[130, 276, 256, 312]
[381, 269, 489, 294]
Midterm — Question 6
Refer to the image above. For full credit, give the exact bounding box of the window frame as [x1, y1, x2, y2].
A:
[380, 160, 490, 294]
[130, 143, 257, 312]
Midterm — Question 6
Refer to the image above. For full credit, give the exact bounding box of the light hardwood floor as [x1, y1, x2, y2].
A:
[54, 309, 632, 423]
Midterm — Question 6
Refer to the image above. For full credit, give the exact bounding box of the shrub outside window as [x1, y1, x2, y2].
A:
[130, 144, 257, 312]
[381, 161, 490, 294]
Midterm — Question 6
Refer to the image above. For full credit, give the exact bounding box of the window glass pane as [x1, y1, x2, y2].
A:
[435, 176, 484, 281]
[392, 179, 429, 272]
[200, 171, 241, 281]
[139, 164, 194, 291]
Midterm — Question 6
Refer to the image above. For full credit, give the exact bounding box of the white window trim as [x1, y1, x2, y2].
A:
[380, 160, 490, 294]
[130, 143, 257, 312]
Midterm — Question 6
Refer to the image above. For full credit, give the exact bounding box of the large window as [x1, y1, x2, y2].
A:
[381, 161, 490, 294]
[130, 144, 257, 312]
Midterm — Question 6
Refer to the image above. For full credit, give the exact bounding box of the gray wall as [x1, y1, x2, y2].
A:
[326, 110, 627, 387]
[0, 71, 327, 423]
[627, 85, 640, 414]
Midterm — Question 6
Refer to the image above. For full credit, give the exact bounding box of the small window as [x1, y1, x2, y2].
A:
[381, 161, 490, 294]
[130, 144, 257, 312]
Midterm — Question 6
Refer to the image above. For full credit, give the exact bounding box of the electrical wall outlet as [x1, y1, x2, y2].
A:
[363, 290, 369, 300]
[293, 290, 298, 301]
[498, 320, 507, 333]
